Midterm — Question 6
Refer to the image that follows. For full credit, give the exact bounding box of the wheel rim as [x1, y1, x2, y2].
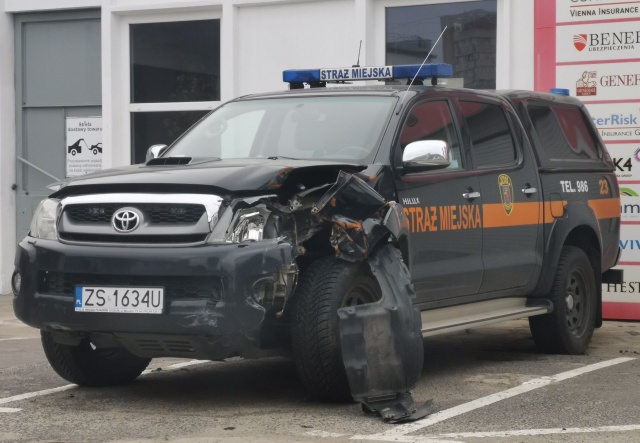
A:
[565, 268, 588, 336]
[342, 280, 379, 307]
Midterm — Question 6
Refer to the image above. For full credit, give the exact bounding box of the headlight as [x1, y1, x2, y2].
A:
[29, 198, 60, 240]
[231, 210, 266, 242]
[208, 198, 285, 244]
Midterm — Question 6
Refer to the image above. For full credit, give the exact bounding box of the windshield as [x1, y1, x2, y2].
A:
[166, 95, 396, 162]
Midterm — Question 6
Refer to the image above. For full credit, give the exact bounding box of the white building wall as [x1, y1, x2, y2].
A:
[237, 1, 356, 96]
[0, 0, 536, 293]
[0, 1, 16, 295]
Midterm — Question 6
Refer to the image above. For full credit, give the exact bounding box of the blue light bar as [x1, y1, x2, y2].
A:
[393, 64, 452, 79]
[550, 88, 570, 96]
[283, 63, 453, 84]
[283, 69, 321, 83]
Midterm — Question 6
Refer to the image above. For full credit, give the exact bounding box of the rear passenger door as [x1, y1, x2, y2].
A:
[394, 99, 484, 305]
[457, 99, 542, 294]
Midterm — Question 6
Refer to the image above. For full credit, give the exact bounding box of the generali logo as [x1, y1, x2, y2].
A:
[573, 34, 588, 51]
[576, 71, 597, 96]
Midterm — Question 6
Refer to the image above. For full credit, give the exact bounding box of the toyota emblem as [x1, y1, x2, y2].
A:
[112, 208, 141, 233]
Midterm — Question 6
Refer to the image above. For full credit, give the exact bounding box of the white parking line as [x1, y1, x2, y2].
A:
[0, 359, 210, 413]
[352, 357, 636, 441]
[435, 424, 640, 438]
[0, 337, 38, 341]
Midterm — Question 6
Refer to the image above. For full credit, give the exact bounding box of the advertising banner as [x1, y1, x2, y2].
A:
[536, 0, 640, 320]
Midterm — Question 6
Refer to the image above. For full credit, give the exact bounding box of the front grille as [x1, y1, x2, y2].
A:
[39, 272, 223, 301]
[58, 233, 208, 244]
[66, 204, 205, 225]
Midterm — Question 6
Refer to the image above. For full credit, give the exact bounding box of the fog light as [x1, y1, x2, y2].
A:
[11, 271, 22, 295]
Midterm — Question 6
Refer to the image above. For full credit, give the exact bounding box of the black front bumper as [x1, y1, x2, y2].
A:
[13, 237, 295, 359]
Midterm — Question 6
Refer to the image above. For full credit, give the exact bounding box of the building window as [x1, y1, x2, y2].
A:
[129, 19, 220, 163]
[386, 1, 497, 89]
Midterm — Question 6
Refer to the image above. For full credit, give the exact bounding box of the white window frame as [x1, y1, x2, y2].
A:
[373, 0, 508, 87]
[113, 7, 223, 166]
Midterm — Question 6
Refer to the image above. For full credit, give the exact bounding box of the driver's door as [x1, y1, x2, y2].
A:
[394, 99, 483, 306]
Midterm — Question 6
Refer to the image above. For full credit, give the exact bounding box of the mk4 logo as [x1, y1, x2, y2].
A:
[614, 158, 632, 172]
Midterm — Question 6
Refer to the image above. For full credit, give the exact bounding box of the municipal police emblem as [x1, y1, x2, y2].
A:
[498, 174, 513, 216]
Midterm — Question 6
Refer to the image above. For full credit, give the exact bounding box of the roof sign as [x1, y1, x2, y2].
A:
[283, 63, 453, 86]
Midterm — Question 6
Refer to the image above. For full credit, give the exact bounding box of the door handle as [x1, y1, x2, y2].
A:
[462, 191, 481, 199]
[522, 186, 538, 195]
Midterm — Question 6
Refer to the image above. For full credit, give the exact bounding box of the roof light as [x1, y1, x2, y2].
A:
[550, 88, 570, 96]
[283, 63, 453, 86]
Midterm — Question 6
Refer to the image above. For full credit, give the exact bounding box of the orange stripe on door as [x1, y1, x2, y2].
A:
[589, 198, 620, 219]
[482, 202, 541, 228]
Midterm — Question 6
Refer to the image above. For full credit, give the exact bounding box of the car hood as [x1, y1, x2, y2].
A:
[50, 158, 366, 197]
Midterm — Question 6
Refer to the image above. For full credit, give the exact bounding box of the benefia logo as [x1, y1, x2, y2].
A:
[573, 34, 588, 51]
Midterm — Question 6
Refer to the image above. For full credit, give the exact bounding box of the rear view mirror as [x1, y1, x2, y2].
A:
[402, 140, 451, 172]
[145, 144, 168, 162]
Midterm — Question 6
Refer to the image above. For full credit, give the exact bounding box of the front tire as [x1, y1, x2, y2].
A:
[529, 246, 597, 355]
[291, 256, 381, 402]
[41, 331, 150, 386]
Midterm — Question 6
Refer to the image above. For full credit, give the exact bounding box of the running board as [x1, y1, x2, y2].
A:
[421, 297, 553, 337]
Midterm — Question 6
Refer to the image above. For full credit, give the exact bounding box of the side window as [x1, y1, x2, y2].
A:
[527, 104, 600, 162]
[400, 100, 462, 170]
[459, 100, 517, 168]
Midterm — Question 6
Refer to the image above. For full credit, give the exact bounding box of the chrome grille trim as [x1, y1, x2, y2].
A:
[58, 193, 223, 246]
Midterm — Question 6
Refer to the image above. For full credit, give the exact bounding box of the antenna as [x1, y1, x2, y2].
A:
[353, 40, 363, 67]
[398, 26, 448, 111]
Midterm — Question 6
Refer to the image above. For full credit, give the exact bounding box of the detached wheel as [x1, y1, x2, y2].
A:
[41, 331, 150, 386]
[529, 246, 597, 355]
[291, 256, 381, 402]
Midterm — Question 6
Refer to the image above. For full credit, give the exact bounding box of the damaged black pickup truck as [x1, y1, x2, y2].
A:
[13, 63, 622, 421]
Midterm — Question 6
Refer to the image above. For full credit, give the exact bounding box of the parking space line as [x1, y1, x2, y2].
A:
[0, 384, 76, 413]
[0, 359, 210, 413]
[352, 357, 636, 441]
[0, 337, 38, 341]
[434, 424, 640, 438]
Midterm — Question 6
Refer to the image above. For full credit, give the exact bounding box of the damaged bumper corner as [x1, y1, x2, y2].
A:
[310, 171, 430, 422]
[338, 245, 432, 423]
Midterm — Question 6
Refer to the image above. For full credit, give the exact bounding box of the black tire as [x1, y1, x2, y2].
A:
[291, 256, 381, 402]
[41, 331, 151, 386]
[529, 246, 597, 355]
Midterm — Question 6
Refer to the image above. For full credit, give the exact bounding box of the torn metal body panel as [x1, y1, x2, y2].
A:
[312, 171, 407, 261]
[338, 245, 431, 423]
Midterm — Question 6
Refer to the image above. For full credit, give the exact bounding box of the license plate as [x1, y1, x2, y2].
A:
[75, 286, 164, 314]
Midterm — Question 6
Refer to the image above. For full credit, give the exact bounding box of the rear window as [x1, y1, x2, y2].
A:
[527, 104, 601, 163]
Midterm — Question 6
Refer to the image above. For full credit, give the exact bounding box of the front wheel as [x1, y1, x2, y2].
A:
[291, 256, 381, 402]
[41, 331, 151, 386]
[529, 246, 597, 355]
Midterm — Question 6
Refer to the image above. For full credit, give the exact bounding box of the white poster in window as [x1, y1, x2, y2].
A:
[66, 117, 103, 177]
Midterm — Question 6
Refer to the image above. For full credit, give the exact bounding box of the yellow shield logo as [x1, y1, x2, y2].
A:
[498, 174, 514, 216]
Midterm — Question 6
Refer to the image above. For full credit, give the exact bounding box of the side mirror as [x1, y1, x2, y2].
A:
[402, 140, 451, 172]
[145, 144, 168, 162]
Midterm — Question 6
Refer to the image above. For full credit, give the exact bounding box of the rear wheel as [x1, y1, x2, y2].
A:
[529, 246, 597, 355]
[291, 256, 381, 402]
[41, 331, 150, 386]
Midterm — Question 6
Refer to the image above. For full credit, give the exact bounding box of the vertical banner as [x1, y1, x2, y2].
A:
[65, 117, 103, 177]
[536, 0, 640, 320]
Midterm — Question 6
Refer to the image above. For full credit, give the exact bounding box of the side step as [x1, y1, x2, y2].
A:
[421, 297, 553, 337]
